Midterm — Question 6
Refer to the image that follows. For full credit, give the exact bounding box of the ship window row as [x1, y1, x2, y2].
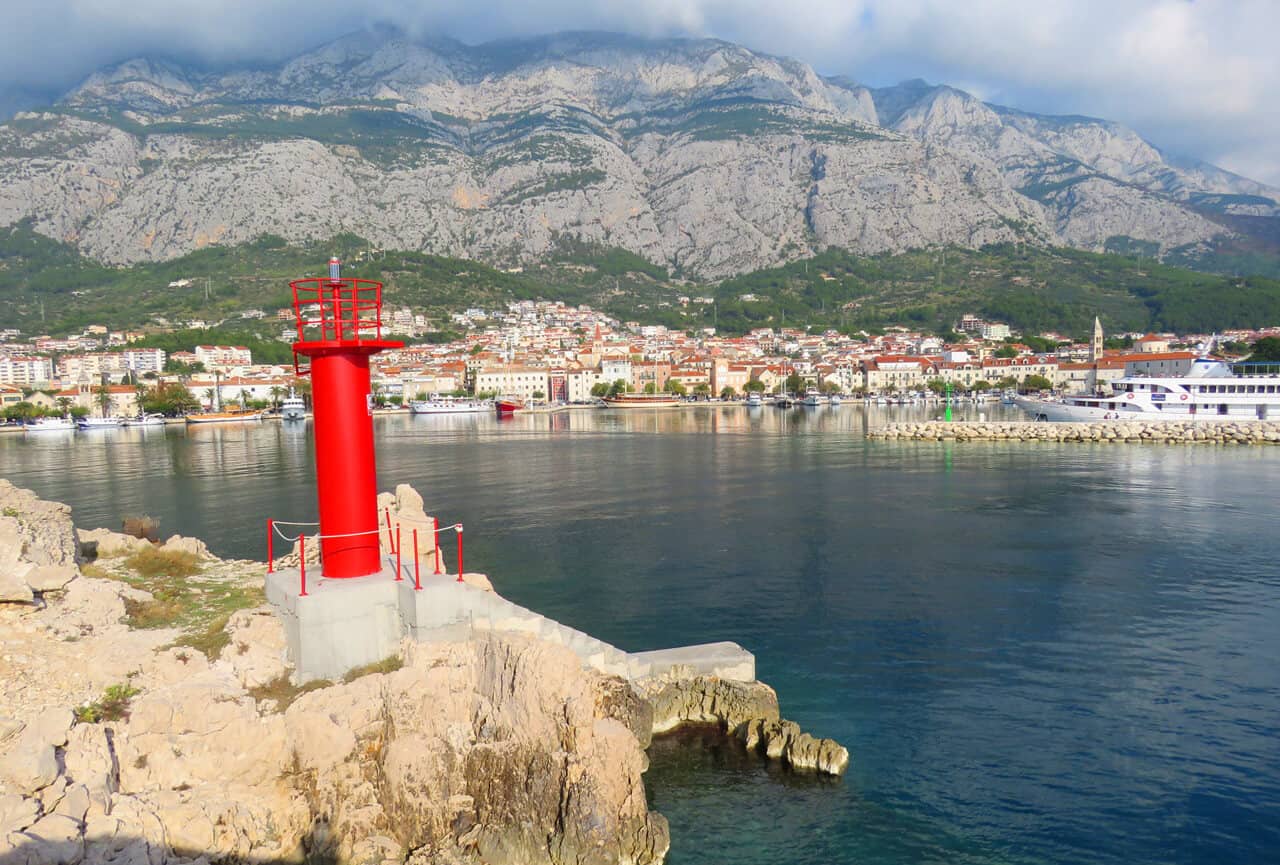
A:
[1193, 384, 1280, 394]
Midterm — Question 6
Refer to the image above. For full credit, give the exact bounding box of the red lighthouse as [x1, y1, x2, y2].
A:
[291, 258, 403, 578]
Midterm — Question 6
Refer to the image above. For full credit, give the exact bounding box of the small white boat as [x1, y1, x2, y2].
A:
[281, 390, 307, 420]
[746, 392, 764, 407]
[829, 394, 842, 406]
[77, 416, 125, 429]
[801, 388, 823, 407]
[26, 417, 76, 432]
[122, 414, 166, 427]
[410, 398, 492, 415]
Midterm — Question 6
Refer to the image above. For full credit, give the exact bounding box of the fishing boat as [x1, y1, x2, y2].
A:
[1015, 358, 1280, 422]
[801, 388, 823, 406]
[602, 393, 681, 409]
[495, 397, 525, 416]
[410, 397, 492, 415]
[746, 392, 764, 407]
[185, 409, 265, 424]
[281, 390, 307, 420]
[25, 417, 75, 432]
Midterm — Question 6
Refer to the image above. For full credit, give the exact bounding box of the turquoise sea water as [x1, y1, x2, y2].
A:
[2, 405, 1278, 865]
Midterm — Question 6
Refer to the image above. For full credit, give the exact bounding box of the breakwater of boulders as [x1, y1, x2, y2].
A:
[867, 420, 1280, 444]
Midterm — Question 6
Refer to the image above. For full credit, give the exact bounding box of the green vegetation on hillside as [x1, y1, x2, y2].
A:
[2, 222, 1279, 342]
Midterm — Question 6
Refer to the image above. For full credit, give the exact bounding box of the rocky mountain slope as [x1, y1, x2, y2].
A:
[1, 30, 1276, 278]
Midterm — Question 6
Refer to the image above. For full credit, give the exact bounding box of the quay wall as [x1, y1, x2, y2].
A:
[867, 420, 1280, 444]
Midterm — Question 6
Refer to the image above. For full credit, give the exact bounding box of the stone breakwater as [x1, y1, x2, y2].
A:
[0, 479, 847, 865]
[867, 420, 1280, 444]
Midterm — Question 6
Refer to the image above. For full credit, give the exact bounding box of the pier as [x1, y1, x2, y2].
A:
[867, 419, 1280, 444]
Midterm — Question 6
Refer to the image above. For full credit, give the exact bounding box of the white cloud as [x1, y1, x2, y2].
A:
[3, 0, 1278, 184]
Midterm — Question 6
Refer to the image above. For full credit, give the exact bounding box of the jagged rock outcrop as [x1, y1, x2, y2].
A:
[636, 674, 848, 776]
[0, 479, 81, 603]
[76, 527, 150, 559]
[736, 718, 850, 776]
[4, 30, 1271, 276]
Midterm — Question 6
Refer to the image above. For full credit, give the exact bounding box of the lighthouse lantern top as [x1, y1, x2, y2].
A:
[290, 257, 387, 345]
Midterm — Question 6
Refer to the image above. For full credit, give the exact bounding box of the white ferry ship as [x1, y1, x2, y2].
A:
[281, 390, 307, 420]
[1016, 358, 1280, 422]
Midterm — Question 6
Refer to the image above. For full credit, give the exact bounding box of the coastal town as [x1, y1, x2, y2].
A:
[0, 296, 1276, 420]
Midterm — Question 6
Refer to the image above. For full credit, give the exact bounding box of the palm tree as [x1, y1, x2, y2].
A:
[269, 386, 283, 412]
[55, 396, 73, 417]
[93, 384, 113, 418]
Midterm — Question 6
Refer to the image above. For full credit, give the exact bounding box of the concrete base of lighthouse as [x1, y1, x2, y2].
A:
[265, 560, 756, 686]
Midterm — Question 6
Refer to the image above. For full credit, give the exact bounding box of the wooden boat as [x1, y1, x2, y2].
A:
[602, 393, 681, 409]
[185, 409, 264, 424]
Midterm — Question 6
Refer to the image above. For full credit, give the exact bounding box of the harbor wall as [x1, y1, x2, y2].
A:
[867, 420, 1280, 444]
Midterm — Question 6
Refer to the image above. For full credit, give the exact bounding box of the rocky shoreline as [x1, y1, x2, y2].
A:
[867, 420, 1280, 444]
[0, 480, 847, 865]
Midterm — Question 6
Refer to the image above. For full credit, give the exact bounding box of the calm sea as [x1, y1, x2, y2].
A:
[3, 404, 1278, 865]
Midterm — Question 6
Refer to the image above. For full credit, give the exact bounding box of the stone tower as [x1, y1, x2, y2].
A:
[1090, 317, 1104, 363]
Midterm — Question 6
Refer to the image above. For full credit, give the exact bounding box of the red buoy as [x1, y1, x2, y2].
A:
[290, 259, 403, 578]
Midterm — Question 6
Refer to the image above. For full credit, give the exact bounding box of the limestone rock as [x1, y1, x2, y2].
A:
[0, 570, 34, 604]
[284, 635, 670, 865]
[0, 480, 80, 568]
[76, 528, 150, 558]
[25, 564, 78, 593]
[459, 572, 494, 593]
[737, 718, 850, 776]
[159, 535, 209, 559]
[0, 794, 39, 835]
[216, 606, 289, 690]
[0, 746, 58, 795]
[394, 484, 424, 516]
[63, 725, 117, 816]
[639, 675, 780, 734]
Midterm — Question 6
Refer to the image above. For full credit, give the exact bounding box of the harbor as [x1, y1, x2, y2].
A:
[2, 397, 1278, 864]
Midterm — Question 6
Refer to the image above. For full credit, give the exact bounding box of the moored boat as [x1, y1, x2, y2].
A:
[801, 388, 823, 406]
[77, 416, 124, 429]
[746, 392, 764, 407]
[411, 398, 492, 415]
[122, 414, 166, 427]
[829, 394, 842, 406]
[602, 393, 681, 409]
[495, 397, 525, 416]
[281, 390, 307, 420]
[25, 417, 76, 432]
[185, 409, 265, 424]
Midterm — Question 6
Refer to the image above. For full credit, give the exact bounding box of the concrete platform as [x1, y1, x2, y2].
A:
[266, 557, 755, 685]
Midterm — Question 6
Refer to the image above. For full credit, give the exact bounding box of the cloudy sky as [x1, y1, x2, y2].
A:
[4, 0, 1278, 185]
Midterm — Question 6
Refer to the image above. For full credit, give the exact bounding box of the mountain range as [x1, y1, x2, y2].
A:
[2, 29, 1278, 279]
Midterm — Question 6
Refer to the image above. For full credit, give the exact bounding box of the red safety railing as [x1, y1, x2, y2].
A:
[266, 513, 466, 596]
[289, 276, 385, 345]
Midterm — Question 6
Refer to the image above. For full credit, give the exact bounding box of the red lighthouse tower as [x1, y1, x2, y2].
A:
[291, 258, 403, 578]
